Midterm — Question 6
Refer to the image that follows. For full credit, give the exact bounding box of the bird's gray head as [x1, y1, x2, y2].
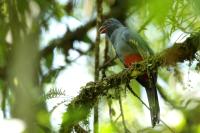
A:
[99, 18, 124, 37]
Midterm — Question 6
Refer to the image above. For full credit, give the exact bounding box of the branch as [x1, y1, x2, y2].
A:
[40, 20, 96, 58]
[59, 32, 200, 133]
[40, 5, 126, 60]
[94, 0, 103, 132]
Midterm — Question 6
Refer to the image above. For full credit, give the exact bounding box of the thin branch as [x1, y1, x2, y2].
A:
[156, 84, 183, 109]
[114, 113, 122, 123]
[94, 0, 103, 132]
[74, 124, 88, 133]
[99, 55, 117, 70]
[50, 100, 67, 113]
[101, 38, 110, 76]
[40, 20, 96, 59]
[138, 15, 154, 33]
[126, 84, 175, 133]
[118, 88, 130, 133]
[107, 97, 114, 122]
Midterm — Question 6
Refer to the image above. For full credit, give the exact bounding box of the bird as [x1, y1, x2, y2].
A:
[99, 18, 160, 127]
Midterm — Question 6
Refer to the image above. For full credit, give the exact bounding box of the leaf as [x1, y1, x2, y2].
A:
[42, 67, 64, 83]
[53, 3, 65, 21]
[45, 88, 65, 99]
[45, 54, 53, 69]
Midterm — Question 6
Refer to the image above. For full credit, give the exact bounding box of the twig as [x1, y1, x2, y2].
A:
[114, 113, 122, 123]
[94, 0, 103, 132]
[107, 97, 114, 122]
[103, 34, 114, 125]
[101, 38, 110, 77]
[50, 100, 68, 113]
[156, 84, 183, 109]
[118, 88, 131, 133]
[99, 56, 117, 70]
[74, 124, 88, 133]
[138, 15, 154, 33]
[126, 84, 175, 133]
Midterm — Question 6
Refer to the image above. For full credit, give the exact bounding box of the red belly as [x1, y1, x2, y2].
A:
[124, 54, 143, 67]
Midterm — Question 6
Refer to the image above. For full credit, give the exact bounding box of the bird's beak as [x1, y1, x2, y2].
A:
[99, 25, 107, 34]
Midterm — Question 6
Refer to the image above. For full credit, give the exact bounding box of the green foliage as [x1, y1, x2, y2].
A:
[42, 66, 65, 84]
[192, 0, 200, 14]
[37, 110, 51, 129]
[0, 44, 7, 67]
[16, 0, 28, 14]
[45, 54, 53, 69]
[99, 123, 118, 133]
[0, 0, 200, 132]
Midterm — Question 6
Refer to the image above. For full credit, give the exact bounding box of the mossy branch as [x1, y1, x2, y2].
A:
[59, 33, 200, 133]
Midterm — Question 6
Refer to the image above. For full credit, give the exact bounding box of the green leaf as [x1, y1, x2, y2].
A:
[42, 67, 64, 83]
[45, 54, 53, 69]
[53, 3, 65, 21]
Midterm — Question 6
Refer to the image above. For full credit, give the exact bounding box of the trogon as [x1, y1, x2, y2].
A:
[99, 18, 160, 127]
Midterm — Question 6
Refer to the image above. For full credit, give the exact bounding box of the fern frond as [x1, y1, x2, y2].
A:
[45, 88, 65, 99]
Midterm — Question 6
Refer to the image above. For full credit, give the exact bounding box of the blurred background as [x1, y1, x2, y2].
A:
[0, 0, 200, 132]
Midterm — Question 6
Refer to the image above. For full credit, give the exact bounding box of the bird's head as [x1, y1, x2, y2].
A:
[99, 18, 123, 37]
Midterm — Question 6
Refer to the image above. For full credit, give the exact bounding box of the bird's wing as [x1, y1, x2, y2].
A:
[122, 28, 154, 59]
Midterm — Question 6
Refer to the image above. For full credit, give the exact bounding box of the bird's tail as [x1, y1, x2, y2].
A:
[137, 74, 160, 127]
[145, 85, 160, 127]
